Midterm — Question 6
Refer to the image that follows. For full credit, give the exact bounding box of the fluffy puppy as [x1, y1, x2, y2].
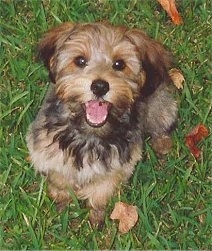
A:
[27, 22, 178, 227]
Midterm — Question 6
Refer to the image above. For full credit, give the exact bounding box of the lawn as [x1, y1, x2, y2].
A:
[0, 0, 211, 249]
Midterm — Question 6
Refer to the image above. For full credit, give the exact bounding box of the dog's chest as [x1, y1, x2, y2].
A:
[50, 140, 132, 186]
[75, 148, 121, 185]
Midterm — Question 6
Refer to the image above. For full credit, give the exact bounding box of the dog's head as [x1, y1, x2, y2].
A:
[38, 22, 171, 129]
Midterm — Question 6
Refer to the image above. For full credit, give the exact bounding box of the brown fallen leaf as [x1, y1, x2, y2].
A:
[157, 0, 183, 25]
[169, 68, 185, 89]
[185, 124, 209, 158]
[110, 202, 138, 233]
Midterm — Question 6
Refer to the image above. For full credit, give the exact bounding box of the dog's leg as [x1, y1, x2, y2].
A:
[81, 174, 123, 228]
[47, 170, 71, 211]
[145, 84, 178, 155]
[88, 206, 105, 229]
[151, 134, 173, 155]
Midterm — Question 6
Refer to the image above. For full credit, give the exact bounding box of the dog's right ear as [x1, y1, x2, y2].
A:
[38, 22, 75, 83]
[126, 29, 172, 97]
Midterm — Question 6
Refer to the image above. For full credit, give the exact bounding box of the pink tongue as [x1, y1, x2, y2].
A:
[85, 100, 109, 126]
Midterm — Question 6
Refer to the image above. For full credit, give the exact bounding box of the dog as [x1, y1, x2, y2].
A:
[27, 22, 178, 227]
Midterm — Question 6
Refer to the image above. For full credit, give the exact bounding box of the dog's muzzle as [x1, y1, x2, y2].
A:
[82, 79, 111, 127]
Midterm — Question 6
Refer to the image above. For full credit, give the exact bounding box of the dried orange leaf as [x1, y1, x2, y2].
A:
[169, 68, 185, 89]
[157, 0, 183, 25]
[185, 124, 209, 158]
[110, 202, 138, 233]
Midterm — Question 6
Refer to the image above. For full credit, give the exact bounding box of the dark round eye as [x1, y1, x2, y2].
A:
[74, 56, 88, 68]
[112, 59, 126, 71]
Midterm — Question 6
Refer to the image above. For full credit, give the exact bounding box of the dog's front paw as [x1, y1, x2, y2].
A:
[89, 209, 105, 229]
[151, 135, 173, 155]
[47, 183, 71, 212]
[55, 199, 70, 212]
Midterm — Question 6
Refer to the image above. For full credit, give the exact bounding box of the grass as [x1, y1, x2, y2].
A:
[0, 0, 211, 249]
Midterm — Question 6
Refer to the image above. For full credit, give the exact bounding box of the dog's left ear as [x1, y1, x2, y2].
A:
[126, 29, 172, 97]
[38, 22, 75, 83]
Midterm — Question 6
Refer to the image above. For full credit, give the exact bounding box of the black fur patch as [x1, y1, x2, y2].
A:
[141, 62, 171, 97]
[43, 94, 142, 170]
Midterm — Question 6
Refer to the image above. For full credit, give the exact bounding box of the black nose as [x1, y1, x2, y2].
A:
[91, 79, 109, 97]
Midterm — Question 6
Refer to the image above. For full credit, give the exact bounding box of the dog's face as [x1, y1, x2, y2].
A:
[39, 22, 171, 130]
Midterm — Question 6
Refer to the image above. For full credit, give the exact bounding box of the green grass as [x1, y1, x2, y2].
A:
[0, 0, 211, 249]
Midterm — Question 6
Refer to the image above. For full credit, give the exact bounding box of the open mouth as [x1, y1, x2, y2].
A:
[84, 100, 111, 127]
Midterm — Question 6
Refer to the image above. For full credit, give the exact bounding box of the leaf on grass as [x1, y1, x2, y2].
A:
[169, 68, 185, 89]
[110, 202, 138, 233]
[157, 0, 183, 25]
[185, 124, 209, 158]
